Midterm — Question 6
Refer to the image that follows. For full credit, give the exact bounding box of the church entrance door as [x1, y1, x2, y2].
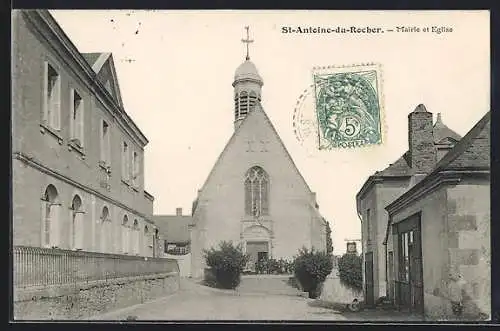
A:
[246, 241, 269, 272]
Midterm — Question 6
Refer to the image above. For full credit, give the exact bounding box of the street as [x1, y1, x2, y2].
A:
[89, 278, 348, 321]
[89, 277, 425, 321]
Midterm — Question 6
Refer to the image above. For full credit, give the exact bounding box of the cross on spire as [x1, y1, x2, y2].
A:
[241, 26, 254, 60]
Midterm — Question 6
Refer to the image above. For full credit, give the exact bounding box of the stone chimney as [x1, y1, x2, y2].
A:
[176, 207, 182, 216]
[408, 104, 437, 174]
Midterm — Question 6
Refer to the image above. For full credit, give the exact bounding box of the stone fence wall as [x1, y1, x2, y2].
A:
[13, 246, 180, 320]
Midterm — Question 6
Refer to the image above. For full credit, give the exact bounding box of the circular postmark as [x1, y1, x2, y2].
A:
[293, 64, 384, 152]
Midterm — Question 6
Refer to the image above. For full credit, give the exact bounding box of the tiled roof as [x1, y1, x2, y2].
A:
[375, 114, 462, 177]
[433, 111, 490, 172]
[376, 151, 414, 177]
[81, 52, 102, 67]
[153, 215, 193, 244]
[433, 113, 462, 144]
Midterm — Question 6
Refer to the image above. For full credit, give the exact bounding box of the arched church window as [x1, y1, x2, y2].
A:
[245, 166, 269, 217]
[71, 194, 84, 250]
[42, 184, 60, 248]
[122, 215, 129, 254]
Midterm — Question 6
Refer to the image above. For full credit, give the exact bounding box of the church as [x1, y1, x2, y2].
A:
[189, 29, 327, 278]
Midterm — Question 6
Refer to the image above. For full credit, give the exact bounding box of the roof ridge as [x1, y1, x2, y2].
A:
[193, 102, 316, 218]
[432, 111, 491, 172]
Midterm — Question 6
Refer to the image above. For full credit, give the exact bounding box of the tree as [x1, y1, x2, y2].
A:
[337, 253, 363, 292]
[325, 219, 333, 254]
[293, 247, 333, 298]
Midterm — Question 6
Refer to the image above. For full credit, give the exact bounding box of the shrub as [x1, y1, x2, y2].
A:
[337, 253, 363, 292]
[203, 241, 249, 289]
[293, 247, 333, 298]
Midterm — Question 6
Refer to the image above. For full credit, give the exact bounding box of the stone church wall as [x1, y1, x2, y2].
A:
[190, 108, 326, 277]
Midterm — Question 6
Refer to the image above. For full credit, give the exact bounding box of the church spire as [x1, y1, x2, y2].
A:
[241, 26, 254, 60]
[233, 27, 263, 130]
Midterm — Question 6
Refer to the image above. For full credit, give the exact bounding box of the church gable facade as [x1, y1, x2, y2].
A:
[190, 34, 326, 278]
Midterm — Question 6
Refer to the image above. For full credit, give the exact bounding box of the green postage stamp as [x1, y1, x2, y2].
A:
[312, 64, 383, 150]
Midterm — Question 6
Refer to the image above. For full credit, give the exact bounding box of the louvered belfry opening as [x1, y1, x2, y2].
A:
[234, 90, 260, 122]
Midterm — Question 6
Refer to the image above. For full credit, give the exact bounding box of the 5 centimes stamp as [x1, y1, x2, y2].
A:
[312, 64, 383, 150]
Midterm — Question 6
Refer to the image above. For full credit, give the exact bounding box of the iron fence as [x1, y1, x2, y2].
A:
[13, 245, 179, 288]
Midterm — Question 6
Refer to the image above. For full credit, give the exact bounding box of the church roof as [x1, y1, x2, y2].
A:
[234, 59, 263, 82]
[194, 102, 316, 216]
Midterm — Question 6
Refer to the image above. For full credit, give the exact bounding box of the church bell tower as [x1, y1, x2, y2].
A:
[233, 26, 264, 130]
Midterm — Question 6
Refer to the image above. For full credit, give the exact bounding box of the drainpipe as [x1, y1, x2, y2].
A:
[357, 211, 365, 301]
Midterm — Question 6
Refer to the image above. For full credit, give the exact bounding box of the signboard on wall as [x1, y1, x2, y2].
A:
[346, 242, 357, 254]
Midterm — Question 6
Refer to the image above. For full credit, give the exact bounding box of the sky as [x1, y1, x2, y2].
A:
[49, 10, 490, 254]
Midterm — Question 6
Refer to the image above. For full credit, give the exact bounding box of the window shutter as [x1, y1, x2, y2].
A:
[52, 78, 61, 130]
[122, 226, 127, 253]
[43, 63, 49, 123]
[129, 150, 133, 183]
[42, 200, 50, 247]
[78, 99, 84, 144]
[121, 144, 126, 179]
[76, 212, 84, 250]
[100, 121, 104, 162]
[70, 89, 75, 138]
[52, 203, 60, 247]
[107, 128, 111, 166]
[100, 220, 105, 252]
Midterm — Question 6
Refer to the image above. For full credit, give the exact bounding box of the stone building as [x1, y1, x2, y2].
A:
[357, 104, 490, 320]
[384, 109, 490, 319]
[153, 208, 192, 256]
[189, 34, 327, 278]
[356, 107, 462, 306]
[12, 10, 160, 257]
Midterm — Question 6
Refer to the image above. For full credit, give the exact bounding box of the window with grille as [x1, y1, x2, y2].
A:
[245, 166, 269, 216]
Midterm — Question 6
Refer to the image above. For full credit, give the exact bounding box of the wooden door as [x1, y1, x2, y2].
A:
[365, 252, 374, 306]
[409, 229, 424, 313]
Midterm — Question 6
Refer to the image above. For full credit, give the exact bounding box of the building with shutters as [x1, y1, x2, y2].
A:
[12, 10, 160, 257]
